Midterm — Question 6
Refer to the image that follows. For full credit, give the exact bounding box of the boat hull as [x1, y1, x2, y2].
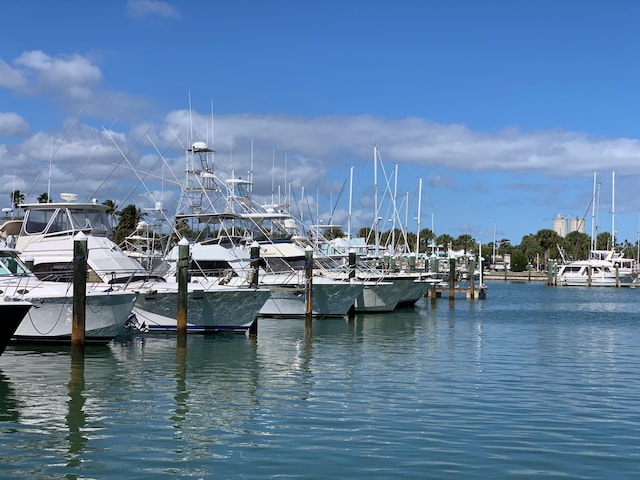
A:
[257, 280, 363, 318]
[353, 280, 404, 312]
[0, 301, 32, 354]
[132, 285, 271, 333]
[12, 291, 136, 344]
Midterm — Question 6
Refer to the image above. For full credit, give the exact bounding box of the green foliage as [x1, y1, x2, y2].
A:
[510, 251, 529, 272]
[324, 227, 344, 240]
[562, 231, 590, 260]
[102, 199, 118, 216]
[113, 204, 147, 245]
[454, 233, 476, 252]
[596, 231, 612, 250]
[436, 234, 454, 249]
[11, 190, 25, 209]
[357, 227, 373, 243]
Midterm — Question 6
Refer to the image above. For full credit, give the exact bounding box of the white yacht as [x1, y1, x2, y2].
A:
[7, 198, 270, 333]
[0, 247, 136, 343]
[556, 249, 637, 287]
[162, 214, 364, 318]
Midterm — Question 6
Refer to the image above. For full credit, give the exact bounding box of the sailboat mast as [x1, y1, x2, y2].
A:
[591, 172, 597, 251]
[271, 149, 275, 205]
[347, 166, 353, 240]
[374, 145, 380, 256]
[416, 177, 422, 255]
[611, 170, 615, 249]
[391, 163, 398, 252]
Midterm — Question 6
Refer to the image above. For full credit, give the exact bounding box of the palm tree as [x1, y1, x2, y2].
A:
[37, 192, 49, 203]
[11, 190, 25, 209]
[113, 204, 146, 245]
[102, 199, 118, 217]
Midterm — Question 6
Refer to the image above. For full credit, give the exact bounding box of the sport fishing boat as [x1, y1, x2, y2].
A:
[5, 197, 270, 333]
[0, 247, 136, 343]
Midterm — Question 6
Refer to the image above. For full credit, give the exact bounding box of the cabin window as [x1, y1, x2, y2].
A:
[48, 209, 72, 233]
[23, 209, 57, 234]
[0, 253, 31, 276]
[189, 260, 235, 277]
[69, 209, 111, 232]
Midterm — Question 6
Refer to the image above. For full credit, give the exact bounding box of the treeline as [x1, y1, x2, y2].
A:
[342, 226, 636, 272]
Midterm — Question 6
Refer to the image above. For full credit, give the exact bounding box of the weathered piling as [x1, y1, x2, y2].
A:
[448, 258, 456, 302]
[469, 259, 475, 298]
[305, 246, 313, 318]
[347, 249, 356, 319]
[176, 238, 189, 335]
[72, 232, 88, 347]
[249, 242, 260, 289]
[408, 253, 416, 272]
[547, 260, 557, 286]
[348, 249, 356, 280]
[248, 242, 262, 336]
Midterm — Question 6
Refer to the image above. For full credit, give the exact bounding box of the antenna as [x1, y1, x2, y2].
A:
[271, 148, 275, 205]
[284, 152, 288, 206]
[47, 136, 53, 202]
[211, 98, 215, 148]
[347, 166, 353, 240]
[611, 170, 615, 249]
[249, 138, 254, 191]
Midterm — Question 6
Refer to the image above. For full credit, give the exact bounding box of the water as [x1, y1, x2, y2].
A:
[1, 281, 639, 479]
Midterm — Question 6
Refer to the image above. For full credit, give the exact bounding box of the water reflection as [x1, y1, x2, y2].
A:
[0, 370, 18, 423]
[0, 283, 639, 479]
[66, 347, 86, 469]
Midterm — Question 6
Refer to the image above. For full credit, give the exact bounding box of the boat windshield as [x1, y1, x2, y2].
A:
[23, 207, 112, 236]
[68, 208, 111, 233]
[0, 251, 31, 276]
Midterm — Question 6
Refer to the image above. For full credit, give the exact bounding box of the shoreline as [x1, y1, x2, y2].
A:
[481, 270, 548, 282]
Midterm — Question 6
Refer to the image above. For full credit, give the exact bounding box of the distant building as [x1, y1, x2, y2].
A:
[552, 213, 585, 238]
[568, 217, 585, 235]
[552, 213, 567, 237]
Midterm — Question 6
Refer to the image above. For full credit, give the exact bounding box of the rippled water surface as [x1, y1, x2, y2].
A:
[1, 281, 639, 479]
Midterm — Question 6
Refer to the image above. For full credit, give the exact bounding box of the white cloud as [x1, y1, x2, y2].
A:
[126, 0, 181, 19]
[5, 107, 640, 239]
[0, 58, 25, 89]
[0, 112, 29, 137]
[169, 111, 640, 179]
[14, 50, 102, 100]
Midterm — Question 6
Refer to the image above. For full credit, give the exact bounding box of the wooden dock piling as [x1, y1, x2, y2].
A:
[72, 232, 88, 347]
[304, 246, 313, 318]
[176, 238, 189, 336]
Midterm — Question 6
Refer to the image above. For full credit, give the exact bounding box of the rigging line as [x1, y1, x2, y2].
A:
[290, 187, 304, 228]
[90, 125, 154, 200]
[69, 117, 119, 192]
[328, 174, 349, 225]
[113, 163, 181, 188]
[146, 134, 184, 188]
[102, 128, 168, 224]
[26, 106, 85, 200]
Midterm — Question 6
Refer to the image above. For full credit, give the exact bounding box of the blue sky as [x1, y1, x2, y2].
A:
[2, 0, 640, 246]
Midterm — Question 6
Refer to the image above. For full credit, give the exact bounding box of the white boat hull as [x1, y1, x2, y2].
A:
[131, 283, 271, 332]
[12, 290, 136, 343]
[257, 280, 362, 318]
[353, 280, 404, 312]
